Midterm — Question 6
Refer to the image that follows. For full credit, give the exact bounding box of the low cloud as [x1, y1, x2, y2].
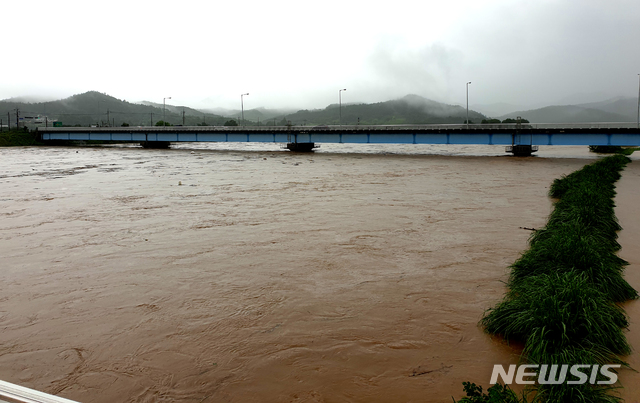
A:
[355, 38, 466, 104]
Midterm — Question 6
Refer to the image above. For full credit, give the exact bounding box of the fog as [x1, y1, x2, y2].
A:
[3, 0, 639, 111]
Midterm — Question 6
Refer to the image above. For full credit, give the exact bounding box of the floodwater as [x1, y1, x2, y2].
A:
[0, 143, 638, 403]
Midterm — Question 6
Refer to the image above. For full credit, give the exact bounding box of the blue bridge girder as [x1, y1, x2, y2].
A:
[37, 123, 640, 146]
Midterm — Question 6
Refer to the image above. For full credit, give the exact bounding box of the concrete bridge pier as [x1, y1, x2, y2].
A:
[505, 117, 539, 156]
[140, 141, 171, 149]
[286, 142, 316, 152]
[506, 144, 539, 156]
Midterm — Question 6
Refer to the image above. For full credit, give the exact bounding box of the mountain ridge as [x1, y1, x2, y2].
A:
[1, 91, 637, 127]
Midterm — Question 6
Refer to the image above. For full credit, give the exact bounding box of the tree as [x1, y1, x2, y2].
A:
[155, 120, 172, 126]
[481, 119, 501, 124]
[224, 119, 238, 126]
[502, 118, 530, 124]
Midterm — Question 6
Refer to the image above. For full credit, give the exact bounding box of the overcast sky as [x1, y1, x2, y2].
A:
[4, 0, 640, 110]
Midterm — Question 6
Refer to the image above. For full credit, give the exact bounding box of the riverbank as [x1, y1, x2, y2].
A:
[479, 155, 635, 401]
[615, 160, 640, 403]
[0, 145, 638, 402]
[0, 130, 43, 147]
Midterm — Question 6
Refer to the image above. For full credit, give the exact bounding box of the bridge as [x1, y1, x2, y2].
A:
[37, 123, 640, 155]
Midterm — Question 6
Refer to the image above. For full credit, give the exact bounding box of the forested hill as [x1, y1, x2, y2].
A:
[497, 97, 638, 123]
[275, 94, 486, 126]
[2, 91, 637, 127]
[0, 92, 484, 127]
[0, 91, 227, 127]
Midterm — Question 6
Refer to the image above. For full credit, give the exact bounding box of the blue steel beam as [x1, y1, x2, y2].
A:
[37, 124, 640, 146]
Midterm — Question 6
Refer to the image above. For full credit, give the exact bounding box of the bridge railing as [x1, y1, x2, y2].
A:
[0, 379, 80, 403]
[36, 122, 640, 133]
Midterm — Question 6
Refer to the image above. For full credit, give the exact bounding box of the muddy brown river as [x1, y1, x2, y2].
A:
[0, 143, 638, 402]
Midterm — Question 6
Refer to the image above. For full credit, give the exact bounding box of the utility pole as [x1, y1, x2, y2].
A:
[241, 93, 249, 126]
[15, 109, 19, 130]
[466, 82, 471, 129]
[182, 109, 185, 126]
[150, 113, 153, 126]
[339, 88, 346, 126]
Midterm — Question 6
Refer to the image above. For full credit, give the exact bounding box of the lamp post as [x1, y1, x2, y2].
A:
[163, 97, 171, 125]
[241, 93, 249, 126]
[339, 88, 346, 126]
[466, 82, 471, 129]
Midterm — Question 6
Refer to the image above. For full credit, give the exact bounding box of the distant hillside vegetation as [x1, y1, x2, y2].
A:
[0, 91, 227, 127]
[274, 94, 486, 126]
[499, 97, 637, 123]
[575, 97, 638, 120]
[4, 91, 633, 127]
[0, 92, 486, 127]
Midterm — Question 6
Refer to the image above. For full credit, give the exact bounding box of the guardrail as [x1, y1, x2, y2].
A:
[0, 380, 79, 403]
[36, 122, 640, 133]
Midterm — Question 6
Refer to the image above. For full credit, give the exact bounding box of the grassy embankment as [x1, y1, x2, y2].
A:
[0, 129, 43, 146]
[457, 154, 636, 402]
[590, 146, 640, 155]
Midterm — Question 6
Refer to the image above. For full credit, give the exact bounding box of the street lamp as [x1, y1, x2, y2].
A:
[241, 93, 249, 126]
[466, 82, 471, 129]
[163, 97, 171, 125]
[637, 74, 639, 129]
[339, 88, 346, 126]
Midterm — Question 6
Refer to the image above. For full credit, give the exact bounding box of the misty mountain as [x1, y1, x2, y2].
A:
[3, 91, 635, 128]
[199, 107, 299, 123]
[2, 95, 59, 104]
[0, 92, 487, 128]
[553, 91, 617, 106]
[273, 94, 486, 126]
[499, 103, 631, 123]
[138, 100, 219, 121]
[575, 97, 638, 121]
[471, 102, 525, 118]
[0, 92, 228, 127]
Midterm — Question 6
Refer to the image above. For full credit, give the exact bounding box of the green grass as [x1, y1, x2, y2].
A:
[532, 383, 623, 403]
[515, 155, 637, 302]
[459, 155, 635, 403]
[483, 272, 631, 365]
[619, 147, 639, 156]
[454, 382, 525, 403]
[589, 146, 640, 156]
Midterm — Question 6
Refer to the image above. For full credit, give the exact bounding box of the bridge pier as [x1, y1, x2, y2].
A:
[286, 142, 316, 152]
[506, 145, 539, 156]
[140, 141, 171, 149]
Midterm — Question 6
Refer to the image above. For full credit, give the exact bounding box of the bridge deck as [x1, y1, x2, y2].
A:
[37, 124, 640, 146]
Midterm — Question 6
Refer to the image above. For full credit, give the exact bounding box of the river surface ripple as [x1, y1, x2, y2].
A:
[0, 144, 638, 402]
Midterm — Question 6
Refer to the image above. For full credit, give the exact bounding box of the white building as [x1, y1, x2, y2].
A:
[18, 115, 57, 128]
